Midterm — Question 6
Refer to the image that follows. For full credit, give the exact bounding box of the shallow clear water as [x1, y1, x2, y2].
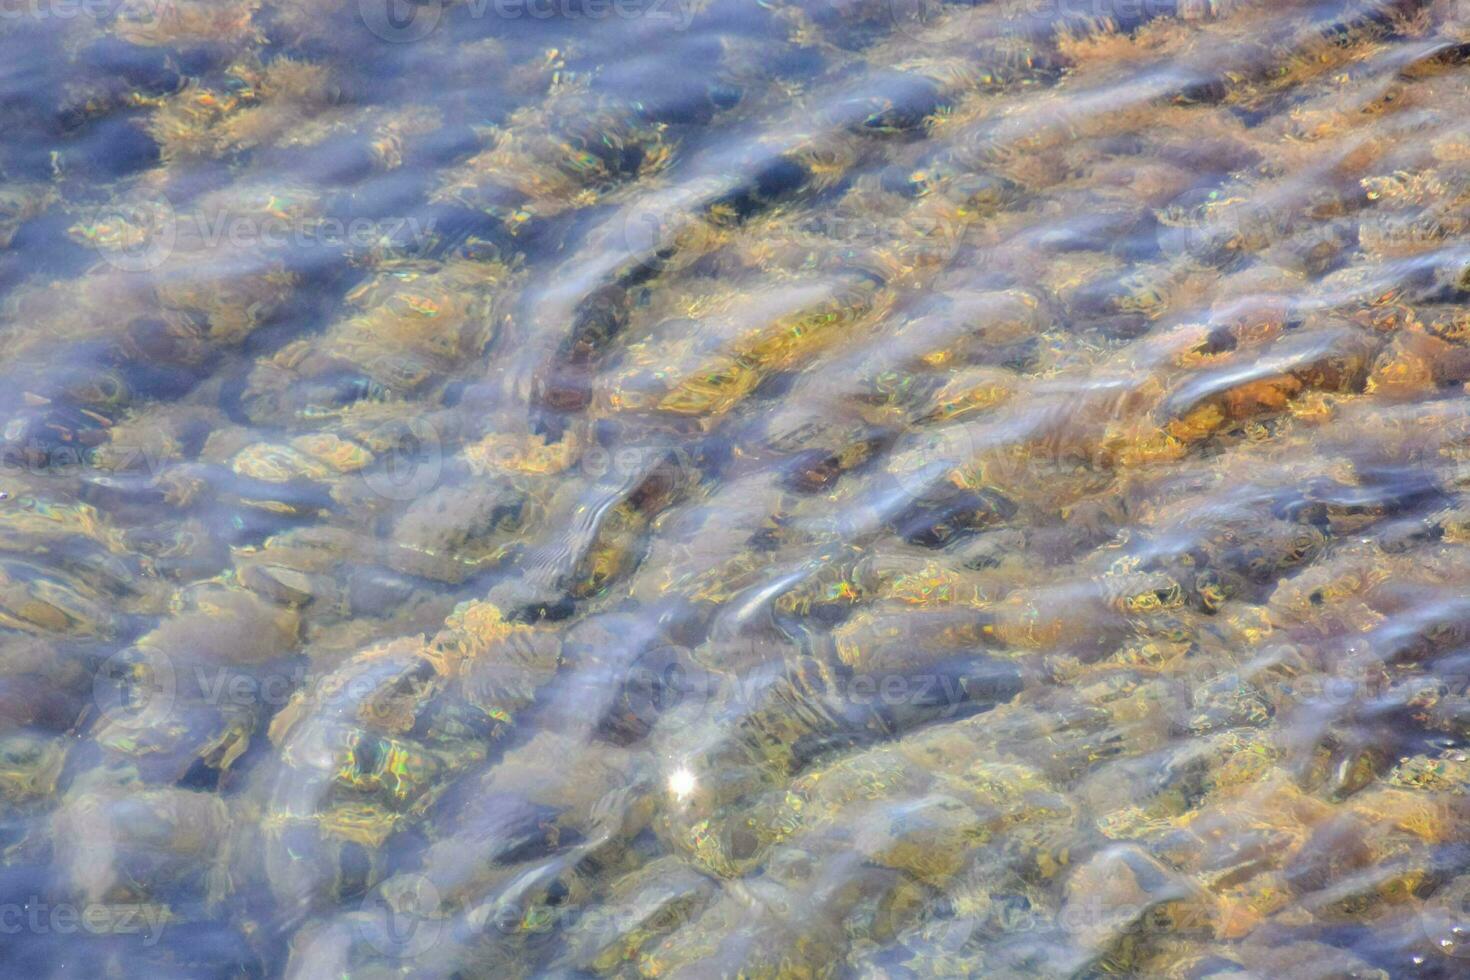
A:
[3, 0, 1470, 976]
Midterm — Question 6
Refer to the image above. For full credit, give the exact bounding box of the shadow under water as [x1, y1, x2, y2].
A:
[3, 0, 1470, 976]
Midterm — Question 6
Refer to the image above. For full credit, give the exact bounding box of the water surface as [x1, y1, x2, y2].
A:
[2, 0, 1470, 976]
